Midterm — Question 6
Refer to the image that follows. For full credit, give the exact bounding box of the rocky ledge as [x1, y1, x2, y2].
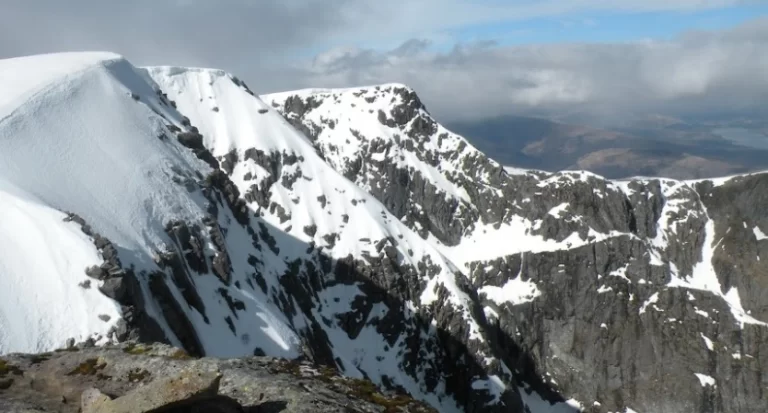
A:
[0, 342, 436, 413]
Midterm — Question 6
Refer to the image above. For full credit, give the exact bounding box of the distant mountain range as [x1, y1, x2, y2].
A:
[448, 114, 768, 179]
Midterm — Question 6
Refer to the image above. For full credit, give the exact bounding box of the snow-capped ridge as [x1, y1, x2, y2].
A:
[0, 51, 209, 353]
[148, 65, 230, 78]
[0, 52, 308, 361]
[266, 82, 420, 102]
[263, 81, 507, 233]
[0, 52, 125, 117]
[144, 65, 314, 157]
[0, 52, 206, 255]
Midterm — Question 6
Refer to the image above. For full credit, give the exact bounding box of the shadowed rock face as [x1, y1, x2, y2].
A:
[265, 86, 768, 413]
[462, 175, 768, 413]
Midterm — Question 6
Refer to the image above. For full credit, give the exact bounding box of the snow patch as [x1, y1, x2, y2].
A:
[472, 375, 506, 405]
[639, 292, 660, 315]
[597, 285, 613, 294]
[519, 385, 582, 413]
[548, 203, 570, 218]
[694, 307, 710, 318]
[667, 207, 767, 327]
[609, 264, 630, 282]
[480, 276, 541, 306]
[754, 226, 768, 241]
[694, 373, 716, 387]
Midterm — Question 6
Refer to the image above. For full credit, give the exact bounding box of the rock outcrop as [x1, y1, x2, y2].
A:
[0, 342, 436, 413]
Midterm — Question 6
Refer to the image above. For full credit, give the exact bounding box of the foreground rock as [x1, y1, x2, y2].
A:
[80, 370, 222, 413]
[0, 342, 436, 413]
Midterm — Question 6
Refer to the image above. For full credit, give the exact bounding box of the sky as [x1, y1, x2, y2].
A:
[1, 0, 767, 123]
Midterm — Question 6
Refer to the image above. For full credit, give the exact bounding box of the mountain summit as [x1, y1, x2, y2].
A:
[1, 52, 767, 413]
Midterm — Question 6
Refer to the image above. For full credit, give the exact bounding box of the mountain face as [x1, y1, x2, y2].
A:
[447, 115, 768, 179]
[1, 52, 767, 413]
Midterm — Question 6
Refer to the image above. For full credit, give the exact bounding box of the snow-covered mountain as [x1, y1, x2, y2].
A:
[1, 52, 767, 413]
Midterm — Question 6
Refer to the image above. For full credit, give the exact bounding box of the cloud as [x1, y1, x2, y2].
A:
[297, 17, 768, 122]
[0, 1, 765, 122]
[1, 1, 751, 63]
[0, 0, 354, 91]
[292, 0, 753, 49]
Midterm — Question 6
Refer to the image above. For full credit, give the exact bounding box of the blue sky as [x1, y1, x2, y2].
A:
[301, 1, 768, 54]
[450, 4, 768, 46]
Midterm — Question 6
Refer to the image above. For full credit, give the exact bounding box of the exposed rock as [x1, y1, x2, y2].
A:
[220, 150, 238, 176]
[177, 131, 205, 151]
[148, 274, 205, 357]
[303, 224, 317, 237]
[91, 370, 221, 413]
[0, 342, 437, 413]
[98, 277, 128, 303]
[85, 265, 107, 280]
[81, 388, 111, 413]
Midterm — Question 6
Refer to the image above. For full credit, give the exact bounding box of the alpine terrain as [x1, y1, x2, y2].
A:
[1, 52, 767, 413]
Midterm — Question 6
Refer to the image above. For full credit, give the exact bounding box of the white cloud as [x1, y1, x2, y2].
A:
[296, 17, 768, 121]
[0, 0, 751, 63]
[0, 1, 765, 122]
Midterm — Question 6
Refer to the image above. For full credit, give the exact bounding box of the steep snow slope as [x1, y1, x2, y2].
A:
[146, 66, 507, 411]
[0, 53, 203, 255]
[0, 52, 182, 352]
[0, 52, 115, 118]
[0, 180, 120, 353]
[0, 52, 300, 359]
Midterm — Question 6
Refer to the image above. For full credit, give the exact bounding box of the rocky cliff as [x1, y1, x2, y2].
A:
[1, 53, 767, 413]
[264, 87, 768, 413]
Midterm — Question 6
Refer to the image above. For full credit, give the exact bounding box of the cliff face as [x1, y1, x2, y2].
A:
[265, 87, 768, 413]
[1, 52, 768, 413]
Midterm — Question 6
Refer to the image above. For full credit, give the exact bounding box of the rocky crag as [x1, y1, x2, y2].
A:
[0, 342, 436, 412]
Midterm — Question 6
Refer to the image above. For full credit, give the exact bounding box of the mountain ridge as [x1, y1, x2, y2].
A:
[1, 52, 767, 413]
